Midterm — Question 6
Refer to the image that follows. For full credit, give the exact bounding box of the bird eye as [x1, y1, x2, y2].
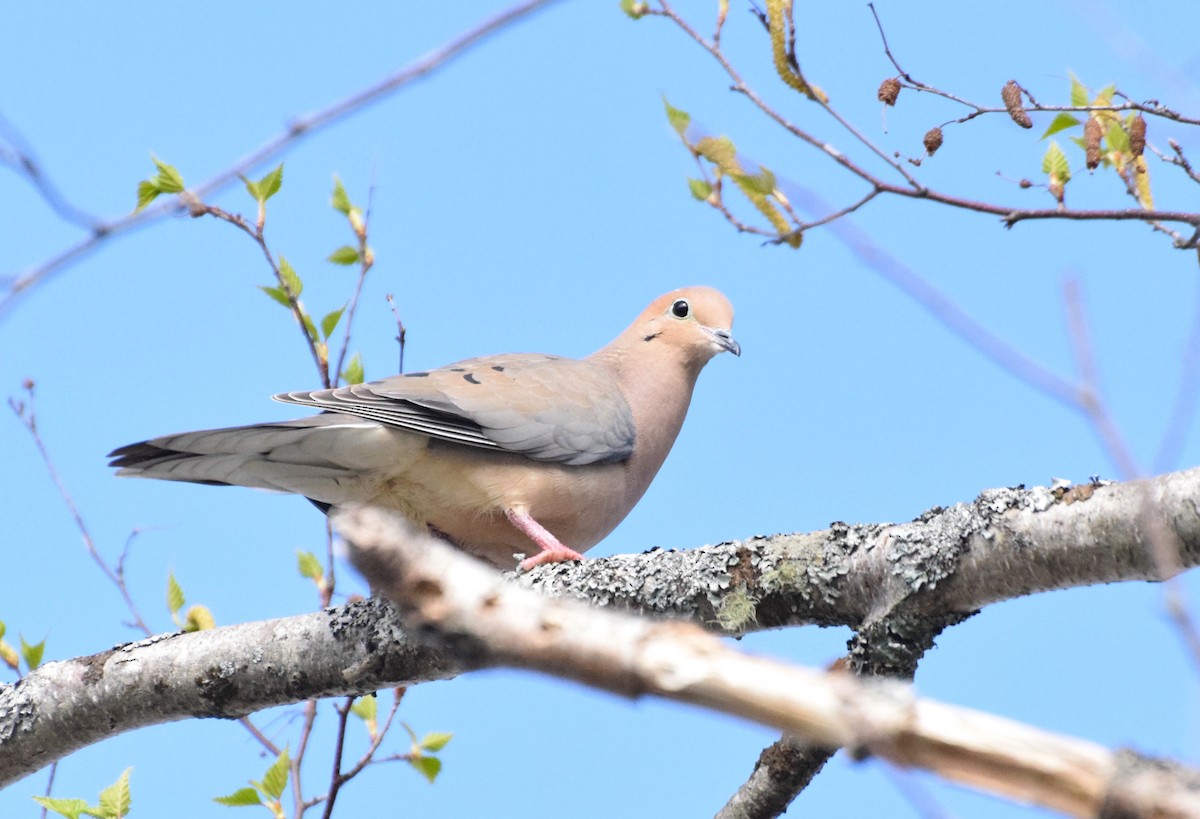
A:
[671, 299, 691, 319]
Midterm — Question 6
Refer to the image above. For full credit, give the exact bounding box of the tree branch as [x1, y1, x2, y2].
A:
[340, 505, 1200, 819]
[3, 467, 1200, 788]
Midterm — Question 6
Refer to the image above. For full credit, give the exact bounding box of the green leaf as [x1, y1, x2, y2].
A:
[662, 96, 690, 138]
[256, 164, 283, 202]
[326, 245, 359, 266]
[341, 353, 364, 386]
[1040, 112, 1080, 139]
[256, 748, 289, 801]
[152, 156, 185, 194]
[409, 755, 442, 784]
[97, 768, 132, 819]
[331, 176, 352, 215]
[296, 550, 323, 581]
[1107, 120, 1130, 154]
[278, 257, 303, 298]
[20, 635, 45, 670]
[1094, 84, 1116, 106]
[301, 314, 319, 344]
[31, 796, 90, 819]
[0, 620, 6, 641]
[687, 178, 712, 201]
[166, 570, 185, 615]
[1069, 72, 1088, 107]
[734, 167, 777, 196]
[419, 731, 453, 752]
[350, 695, 377, 722]
[694, 135, 737, 169]
[213, 787, 263, 807]
[320, 306, 345, 339]
[258, 285, 292, 309]
[135, 180, 161, 212]
[1042, 140, 1071, 183]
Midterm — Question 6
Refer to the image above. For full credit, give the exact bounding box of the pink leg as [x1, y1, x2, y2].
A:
[504, 508, 585, 571]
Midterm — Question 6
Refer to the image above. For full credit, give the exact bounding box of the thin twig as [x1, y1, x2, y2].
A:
[0, 113, 101, 230]
[8, 383, 152, 634]
[319, 697, 356, 819]
[0, 0, 566, 318]
[1062, 277, 1142, 479]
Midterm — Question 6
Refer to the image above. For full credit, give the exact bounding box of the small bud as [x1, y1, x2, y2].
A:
[877, 77, 901, 106]
[1001, 80, 1032, 129]
[21, 378, 35, 391]
[922, 127, 943, 156]
[1084, 117, 1103, 170]
[1048, 178, 1065, 206]
[1019, 178, 1032, 188]
[1129, 114, 1147, 157]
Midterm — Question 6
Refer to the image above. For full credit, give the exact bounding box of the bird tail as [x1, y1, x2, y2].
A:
[109, 414, 409, 505]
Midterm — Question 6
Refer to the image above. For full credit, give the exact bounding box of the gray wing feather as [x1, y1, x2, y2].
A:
[274, 353, 635, 465]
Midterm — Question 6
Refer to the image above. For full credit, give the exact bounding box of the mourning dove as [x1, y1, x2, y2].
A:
[109, 286, 739, 570]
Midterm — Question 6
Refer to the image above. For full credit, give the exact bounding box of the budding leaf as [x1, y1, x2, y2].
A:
[213, 788, 263, 807]
[327, 245, 360, 266]
[98, 768, 133, 819]
[30, 797, 90, 819]
[410, 755, 442, 784]
[152, 157, 185, 193]
[278, 257, 303, 298]
[167, 571, 185, 616]
[341, 353, 364, 385]
[687, 178, 713, 201]
[331, 176, 353, 215]
[662, 96, 690, 138]
[259, 285, 292, 309]
[350, 695, 378, 722]
[20, 636, 45, 671]
[420, 732, 453, 752]
[296, 550, 323, 581]
[1069, 73, 1088, 107]
[256, 749, 290, 801]
[256, 164, 284, 202]
[184, 605, 215, 632]
[320, 306, 345, 340]
[1042, 141, 1071, 183]
[1041, 113, 1080, 139]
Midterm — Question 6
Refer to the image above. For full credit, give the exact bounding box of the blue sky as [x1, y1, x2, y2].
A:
[3, 2, 1200, 816]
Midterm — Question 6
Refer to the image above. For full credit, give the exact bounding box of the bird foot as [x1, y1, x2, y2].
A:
[505, 507, 585, 572]
[516, 544, 586, 573]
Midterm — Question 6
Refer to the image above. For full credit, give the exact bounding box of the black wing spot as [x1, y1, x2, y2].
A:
[463, 373, 481, 385]
[491, 365, 505, 372]
[449, 367, 466, 372]
[407, 372, 430, 378]
[642, 332, 662, 343]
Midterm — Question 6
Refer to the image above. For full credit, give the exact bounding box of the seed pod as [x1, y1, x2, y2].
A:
[1084, 117, 1103, 170]
[1001, 80, 1032, 128]
[1129, 114, 1147, 157]
[923, 127, 943, 156]
[877, 77, 901, 106]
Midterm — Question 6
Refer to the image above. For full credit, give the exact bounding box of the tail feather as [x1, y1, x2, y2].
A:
[109, 415, 416, 505]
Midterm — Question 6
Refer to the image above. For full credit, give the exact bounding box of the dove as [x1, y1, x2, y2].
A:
[109, 286, 739, 570]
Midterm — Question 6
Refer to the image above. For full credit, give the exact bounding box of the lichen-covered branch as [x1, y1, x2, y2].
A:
[2, 468, 1198, 788]
[340, 506, 1200, 819]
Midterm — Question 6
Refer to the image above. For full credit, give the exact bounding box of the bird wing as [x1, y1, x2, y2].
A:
[273, 353, 635, 466]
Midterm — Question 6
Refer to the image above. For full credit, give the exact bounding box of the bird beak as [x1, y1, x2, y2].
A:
[708, 327, 741, 357]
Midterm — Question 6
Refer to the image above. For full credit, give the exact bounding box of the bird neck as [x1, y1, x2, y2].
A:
[589, 340, 700, 494]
